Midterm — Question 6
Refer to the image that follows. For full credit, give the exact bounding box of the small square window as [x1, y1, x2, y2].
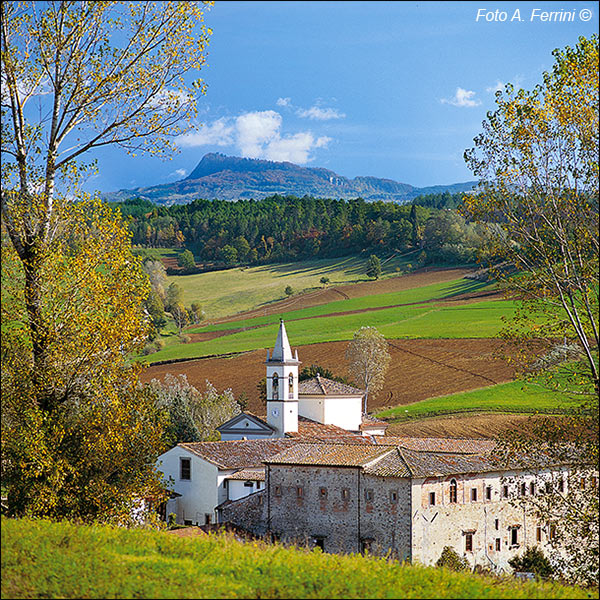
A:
[319, 487, 328, 499]
[429, 492, 436, 506]
[180, 457, 191, 480]
[390, 490, 398, 503]
[365, 489, 374, 502]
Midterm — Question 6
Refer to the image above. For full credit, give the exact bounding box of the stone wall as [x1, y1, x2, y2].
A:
[218, 490, 267, 536]
[266, 464, 411, 557]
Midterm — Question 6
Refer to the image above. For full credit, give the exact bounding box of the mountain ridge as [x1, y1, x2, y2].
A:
[103, 153, 477, 205]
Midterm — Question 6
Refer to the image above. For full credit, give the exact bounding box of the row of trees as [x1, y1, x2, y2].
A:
[116, 193, 486, 267]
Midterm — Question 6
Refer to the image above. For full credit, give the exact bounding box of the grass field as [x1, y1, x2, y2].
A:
[376, 380, 581, 421]
[144, 298, 517, 363]
[189, 277, 495, 333]
[166, 254, 427, 320]
[2, 517, 593, 599]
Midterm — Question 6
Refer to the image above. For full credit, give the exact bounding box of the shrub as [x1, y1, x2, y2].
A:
[436, 546, 470, 571]
[509, 546, 554, 579]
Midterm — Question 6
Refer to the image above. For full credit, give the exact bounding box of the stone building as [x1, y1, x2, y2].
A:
[219, 438, 576, 572]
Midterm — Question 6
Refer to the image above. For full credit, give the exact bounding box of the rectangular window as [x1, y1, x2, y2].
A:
[365, 489, 374, 502]
[530, 481, 536, 495]
[510, 527, 519, 547]
[495, 518, 499, 530]
[465, 532, 473, 552]
[558, 477, 564, 493]
[180, 457, 191, 480]
[536, 526, 542, 542]
[495, 538, 501, 551]
[244, 481, 254, 488]
[319, 487, 328, 499]
[471, 488, 478, 502]
[183, 519, 192, 526]
[390, 490, 398, 503]
[274, 485, 282, 497]
[204, 514, 211, 525]
[502, 485, 509, 498]
[429, 492, 436, 506]
[549, 523, 557, 540]
[520, 482, 527, 496]
[296, 486, 304, 498]
[485, 486, 492, 501]
[592, 476, 598, 488]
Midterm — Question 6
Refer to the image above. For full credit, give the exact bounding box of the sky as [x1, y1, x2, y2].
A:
[88, 1, 598, 193]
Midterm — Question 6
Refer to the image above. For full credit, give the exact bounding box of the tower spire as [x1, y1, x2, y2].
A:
[271, 319, 294, 362]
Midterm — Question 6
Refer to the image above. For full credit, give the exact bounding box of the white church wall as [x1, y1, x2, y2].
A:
[322, 395, 363, 431]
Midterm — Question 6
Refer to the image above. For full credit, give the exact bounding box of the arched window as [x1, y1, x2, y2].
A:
[449, 479, 457, 504]
[288, 374, 294, 397]
[272, 373, 279, 400]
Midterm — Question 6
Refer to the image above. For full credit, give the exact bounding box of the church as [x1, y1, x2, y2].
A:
[156, 321, 582, 572]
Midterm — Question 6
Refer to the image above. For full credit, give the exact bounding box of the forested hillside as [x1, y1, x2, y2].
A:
[112, 192, 486, 267]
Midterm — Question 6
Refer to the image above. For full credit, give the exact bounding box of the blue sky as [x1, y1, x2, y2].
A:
[90, 1, 598, 192]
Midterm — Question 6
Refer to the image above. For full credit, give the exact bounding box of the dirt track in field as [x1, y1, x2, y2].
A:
[142, 338, 520, 415]
[206, 267, 490, 325]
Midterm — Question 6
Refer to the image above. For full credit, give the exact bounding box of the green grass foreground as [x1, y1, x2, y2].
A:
[1, 518, 593, 599]
[376, 380, 581, 422]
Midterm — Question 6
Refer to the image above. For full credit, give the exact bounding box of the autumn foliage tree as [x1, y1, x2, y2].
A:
[346, 326, 391, 414]
[1, 1, 212, 521]
[463, 35, 599, 585]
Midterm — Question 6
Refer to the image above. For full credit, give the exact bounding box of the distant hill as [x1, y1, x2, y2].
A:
[103, 153, 477, 205]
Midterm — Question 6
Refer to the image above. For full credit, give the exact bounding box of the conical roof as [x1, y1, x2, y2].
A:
[268, 320, 300, 363]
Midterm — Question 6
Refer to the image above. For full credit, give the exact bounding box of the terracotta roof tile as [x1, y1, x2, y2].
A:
[264, 443, 393, 467]
[225, 469, 266, 481]
[179, 439, 297, 469]
[298, 375, 364, 396]
[372, 437, 496, 454]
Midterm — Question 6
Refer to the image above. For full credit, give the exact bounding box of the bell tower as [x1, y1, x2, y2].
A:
[266, 320, 300, 436]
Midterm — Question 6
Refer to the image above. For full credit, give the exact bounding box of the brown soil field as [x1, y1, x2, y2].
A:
[208, 267, 487, 325]
[384, 414, 550, 439]
[142, 338, 519, 416]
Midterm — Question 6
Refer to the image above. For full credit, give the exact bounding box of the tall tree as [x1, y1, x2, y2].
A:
[1, 1, 212, 521]
[463, 35, 599, 585]
[366, 254, 382, 280]
[346, 326, 391, 414]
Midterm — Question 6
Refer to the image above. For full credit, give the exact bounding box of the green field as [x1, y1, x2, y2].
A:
[190, 277, 495, 333]
[167, 254, 427, 320]
[376, 380, 582, 421]
[145, 298, 517, 363]
[2, 517, 592, 599]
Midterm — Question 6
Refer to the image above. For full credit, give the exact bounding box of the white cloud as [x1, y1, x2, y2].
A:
[236, 110, 282, 158]
[486, 80, 505, 94]
[177, 110, 330, 164]
[276, 97, 292, 107]
[177, 118, 235, 147]
[296, 106, 346, 120]
[441, 87, 481, 108]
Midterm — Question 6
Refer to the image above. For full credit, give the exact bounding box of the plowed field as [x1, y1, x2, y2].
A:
[141, 338, 518, 415]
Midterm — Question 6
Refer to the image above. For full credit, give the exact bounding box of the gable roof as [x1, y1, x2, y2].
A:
[216, 412, 276, 434]
[179, 439, 297, 469]
[264, 442, 393, 468]
[372, 437, 496, 454]
[288, 416, 372, 444]
[298, 375, 364, 396]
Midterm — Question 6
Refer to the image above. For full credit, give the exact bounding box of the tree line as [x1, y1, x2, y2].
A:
[112, 192, 488, 268]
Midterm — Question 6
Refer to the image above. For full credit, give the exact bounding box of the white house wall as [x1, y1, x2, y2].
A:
[323, 395, 363, 431]
[157, 447, 219, 525]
